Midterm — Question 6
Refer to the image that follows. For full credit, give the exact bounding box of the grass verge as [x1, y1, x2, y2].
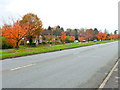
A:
[1, 40, 117, 60]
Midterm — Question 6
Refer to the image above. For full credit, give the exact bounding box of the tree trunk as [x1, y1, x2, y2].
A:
[29, 37, 32, 45]
[15, 41, 19, 49]
[88, 38, 89, 42]
[35, 35, 39, 46]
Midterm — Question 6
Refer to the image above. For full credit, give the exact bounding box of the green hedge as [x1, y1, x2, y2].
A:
[0, 37, 13, 49]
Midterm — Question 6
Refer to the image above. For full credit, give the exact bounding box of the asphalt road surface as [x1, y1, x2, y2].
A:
[2, 41, 118, 88]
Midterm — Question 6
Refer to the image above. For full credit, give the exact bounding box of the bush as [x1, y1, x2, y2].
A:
[1, 37, 13, 49]
[54, 40, 61, 43]
[42, 40, 61, 44]
[49, 41, 61, 44]
[42, 41, 49, 44]
[65, 39, 72, 43]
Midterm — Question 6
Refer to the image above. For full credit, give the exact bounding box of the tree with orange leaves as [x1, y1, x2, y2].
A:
[2, 21, 28, 49]
[79, 37, 86, 41]
[85, 29, 94, 40]
[69, 36, 75, 41]
[112, 34, 119, 40]
[107, 35, 113, 40]
[108, 34, 119, 40]
[20, 13, 43, 45]
[60, 32, 66, 43]
[97, 32, 107, 41]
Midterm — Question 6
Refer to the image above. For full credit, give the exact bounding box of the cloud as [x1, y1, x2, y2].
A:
[0, 0, 119, 32]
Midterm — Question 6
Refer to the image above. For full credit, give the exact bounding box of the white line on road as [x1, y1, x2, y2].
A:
[10, 63, 36, 71]
[98, 58, 119, 89]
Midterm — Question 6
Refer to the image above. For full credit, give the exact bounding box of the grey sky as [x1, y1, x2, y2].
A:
[0, 0, 119, 33]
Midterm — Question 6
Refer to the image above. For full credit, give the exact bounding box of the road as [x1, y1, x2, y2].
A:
[2, 41, 118, 88]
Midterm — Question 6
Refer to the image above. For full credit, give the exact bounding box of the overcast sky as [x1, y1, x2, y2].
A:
[0, 0, 119, 33]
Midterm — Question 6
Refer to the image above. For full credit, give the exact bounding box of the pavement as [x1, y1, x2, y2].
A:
[103, 62, 119, 89]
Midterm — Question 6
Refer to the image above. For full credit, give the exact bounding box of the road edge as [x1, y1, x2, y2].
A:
[97, 58, 119, 89]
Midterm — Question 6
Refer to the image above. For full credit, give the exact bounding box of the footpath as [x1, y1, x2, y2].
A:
[103, 59, 119, 89]
[104, 66, 119, 88]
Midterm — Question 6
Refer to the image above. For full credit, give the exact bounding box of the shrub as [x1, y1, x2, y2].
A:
[49, 40, 61, 44]
[42, 41, 49, 44]
[54, 40, 61, 43]
[65, 39, 72, 43]
[1, 37, 13, 49]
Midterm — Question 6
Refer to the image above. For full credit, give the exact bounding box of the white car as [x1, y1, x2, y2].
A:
[74, 40, 79, 43]
[93, 39, 97, 42]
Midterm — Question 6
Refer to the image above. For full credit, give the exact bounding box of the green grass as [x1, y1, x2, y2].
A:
[0, 40, 117, 60]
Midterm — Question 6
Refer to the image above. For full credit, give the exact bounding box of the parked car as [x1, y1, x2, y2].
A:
[82, 40, 86, 42]
[93, 39, 97, 42]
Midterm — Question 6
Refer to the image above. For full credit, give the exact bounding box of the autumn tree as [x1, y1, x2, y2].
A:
[79, 29, 86, 38]
[2, 21, 28, 49]
[44, 34, 56, 43]
[97, 32, 107, 41]
[79, 37, 86, 41]
[107, 35, 113, 40]
[20, 13, 43, 45]
[108, 34, 119, 40]
[60, 32, 66, 43]
[85, 29, 94, 41]
[69, 36, 75, 41]
[79, 28, 96, 41]
[113, 34, 119, 39]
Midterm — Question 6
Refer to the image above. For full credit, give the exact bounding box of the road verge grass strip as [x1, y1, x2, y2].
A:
[1, 40, 117, 60]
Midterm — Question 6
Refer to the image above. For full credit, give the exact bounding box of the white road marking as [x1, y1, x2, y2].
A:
[98, 59, 119, 89]
[10, 63, 36, 71]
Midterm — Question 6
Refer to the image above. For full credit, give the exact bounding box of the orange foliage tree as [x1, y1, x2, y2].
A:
[79, 37, 86, 41]
[2, 21, 28, 48]
[112, 34, 119, 39]
[69, 36, 75, 41]
[60, 32, 66, 43]
[97, 32, 107, 40]
[44, 34, 56, 42]
[107, 35, 113, 40]
[108, 34, 119, 40]
[20, 13, 43, 45]
[85, 29, 94, 40]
